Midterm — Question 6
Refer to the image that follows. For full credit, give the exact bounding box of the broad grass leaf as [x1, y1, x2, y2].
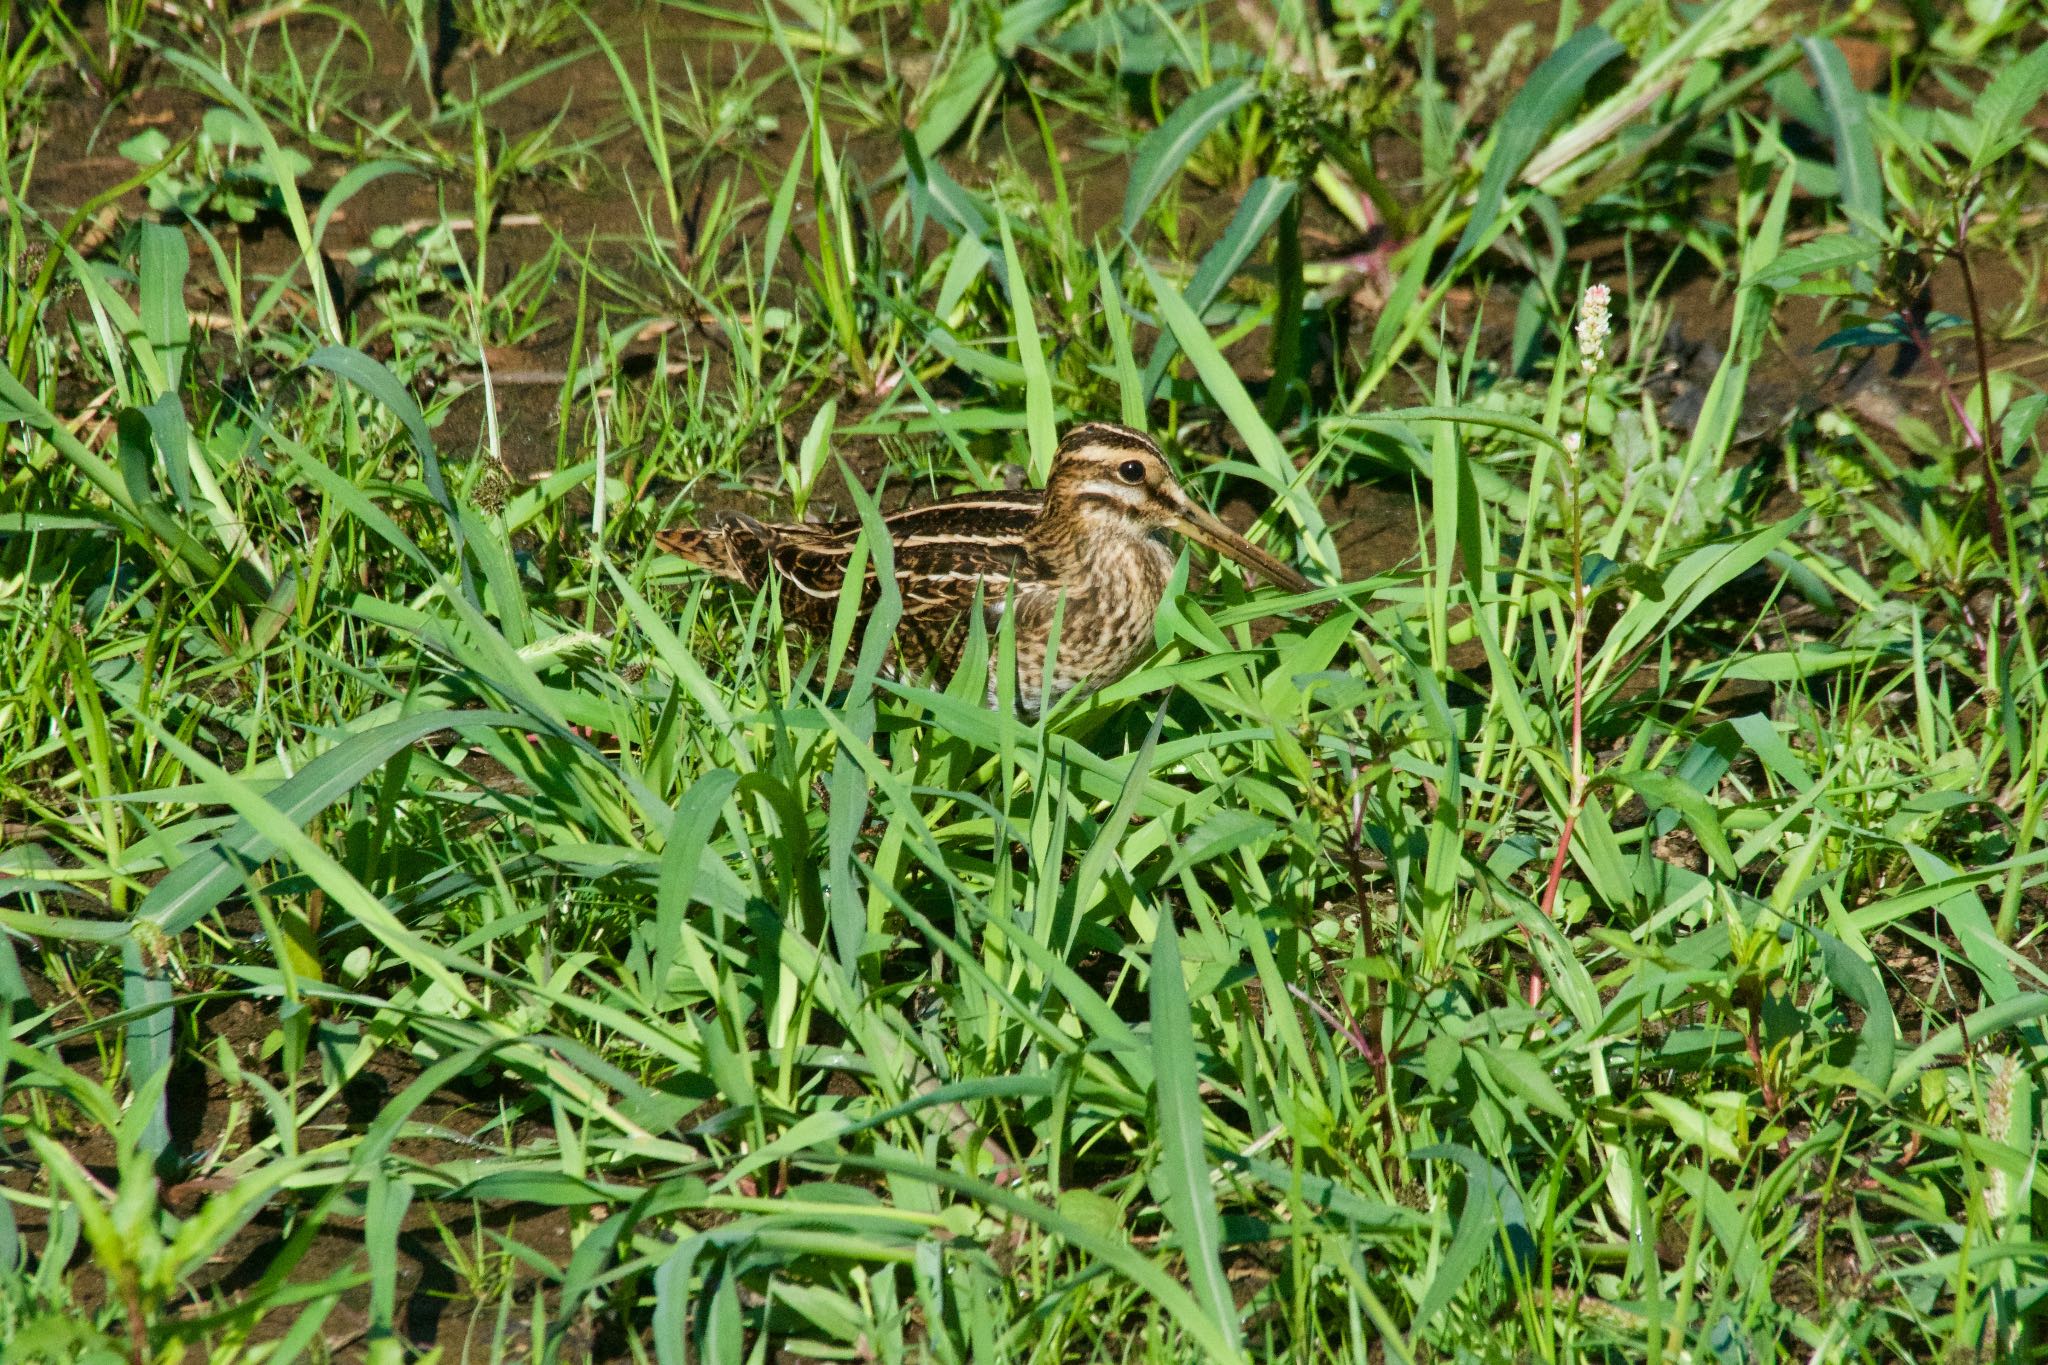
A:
[1673, 1167, 1765, 1287]
[1644, 1093, 1741, 1163]
[999, 210, 1057, 480]
[1725, 711, 1819, 792]
[0, 897, 129, 946]
[1805, 925, 1895, 1089]
[444, 1171, 636, 1205]
[135, 223, 190, 394]
[139, 708, 522, 934]
[1123, 79, 1257, 234]
[1149, 916, 1239, 1352]
[1058, 1189, 1123, 1241]
[1649, 158, 1792, 542]
[1674, 643, 1897, 688]
[120, 940, 174, 1160]
[456, 502, 530, 646]
[825, 472, 902, 972]
[1810, 41, 1884, 235]
[303, 344, 478, 609]
[267, 424, 437, 575]
[1071, 701, 1166, 924]
[842, 1152, 1249, 1364]
[608, 564, 749, 766]
[1900, 842, 2030, 1005]
[1608, 770, 1736, 877]
[0, 513, 118, 535]
[126, 714, 486, 1009]
[762, 127, 806, 284]
[1135, 258, 1335, 572]
[1744, 231, 1881, 291]
[1231, 1155, 1427, 1232]
[1154, 174, 1294, 334]
[1362, 194, 1458, 388]
[705, 1262, 744, 1363]
[1473, 1041, 1573, 1121]
[1097, 247, 1145, 424]
[161, 1150, 328, 1286]
[159, 48, 339, 339]
[364, 1169, 411, 1364]
[653, 1235, 708, 1365]
[1599, 517, 1803, 679]
[1450, 27, 1623, 267]
[0, 362, 246, 598]
[1887, 994, 2048, 1099]
[308, 159, 417, 252]
[1410, 1144, 1527, 1333]
[901, 131, 993, 243]
[1141, 175, 1296, 398]
[1047, 7, 1248, 73]
[23, 1132, 125, 1275]
[1346, 405, 1571, 458]
[2003, 392, 2047, 464]
[653, 769, 741, 1011]
[909, 47, 998, 159]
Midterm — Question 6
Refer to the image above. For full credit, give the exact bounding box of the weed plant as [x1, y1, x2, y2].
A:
[3, 0, 2048, 1361]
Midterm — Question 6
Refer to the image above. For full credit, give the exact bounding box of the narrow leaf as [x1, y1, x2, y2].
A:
[1800, 38, 1884, 233]
[136, 223, 191, 395]
[1149, 917, 1238, 1349]
[303, 344, 478, 610]
[1450, 27, 1623, 267]
[1123, 80, 1257, 234]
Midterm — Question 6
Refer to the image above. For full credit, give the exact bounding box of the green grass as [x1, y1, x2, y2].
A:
[4, 0, 2048, 1361]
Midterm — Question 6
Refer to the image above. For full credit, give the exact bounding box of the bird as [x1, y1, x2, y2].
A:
[656, 421, 1313, 715]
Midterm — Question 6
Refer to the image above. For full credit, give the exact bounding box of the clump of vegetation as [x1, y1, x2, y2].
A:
[3, 0, 2047, 1361]
[119, 109, 315, 225]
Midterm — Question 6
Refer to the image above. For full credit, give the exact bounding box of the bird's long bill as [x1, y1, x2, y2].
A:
[1168, 499, 1315, 595]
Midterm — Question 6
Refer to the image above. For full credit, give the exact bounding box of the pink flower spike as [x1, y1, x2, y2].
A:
[1576, 284, 1613, 375]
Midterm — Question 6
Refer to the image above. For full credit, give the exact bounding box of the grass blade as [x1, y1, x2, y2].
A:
[1141, 176, 1296, 398]
[1123, 79, 1257, 235]
[1135, 256, 1336, 574]
[1800, 36, 1884, 234]
[999, 209, 1057, 479]
[302, 344, 479, 611]
[1148, 913, 1240, 1354]
[1449, 26, 1623, 268]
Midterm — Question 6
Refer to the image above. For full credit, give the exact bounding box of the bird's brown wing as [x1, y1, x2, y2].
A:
[876, 495, 1043, 682]
[657, 488, 1048, 652]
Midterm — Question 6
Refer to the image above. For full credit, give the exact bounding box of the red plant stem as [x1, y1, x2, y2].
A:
[1744, 1006, 1780, 1112]
[1287, 983, 1377, 1062]
[1531, 812, 1579, 1008]
[1935, 379, 1983, 450]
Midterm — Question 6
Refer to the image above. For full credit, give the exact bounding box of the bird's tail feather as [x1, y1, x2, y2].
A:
[655, 515, 763, 583]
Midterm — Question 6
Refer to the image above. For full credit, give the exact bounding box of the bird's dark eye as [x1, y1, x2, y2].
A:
[1117, 459, 1146, 484]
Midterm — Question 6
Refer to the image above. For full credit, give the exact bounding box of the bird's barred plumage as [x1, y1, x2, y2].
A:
[656, 422, 1311, 714]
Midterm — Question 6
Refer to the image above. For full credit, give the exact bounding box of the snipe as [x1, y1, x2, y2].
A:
[657, 422, 1312, 715]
